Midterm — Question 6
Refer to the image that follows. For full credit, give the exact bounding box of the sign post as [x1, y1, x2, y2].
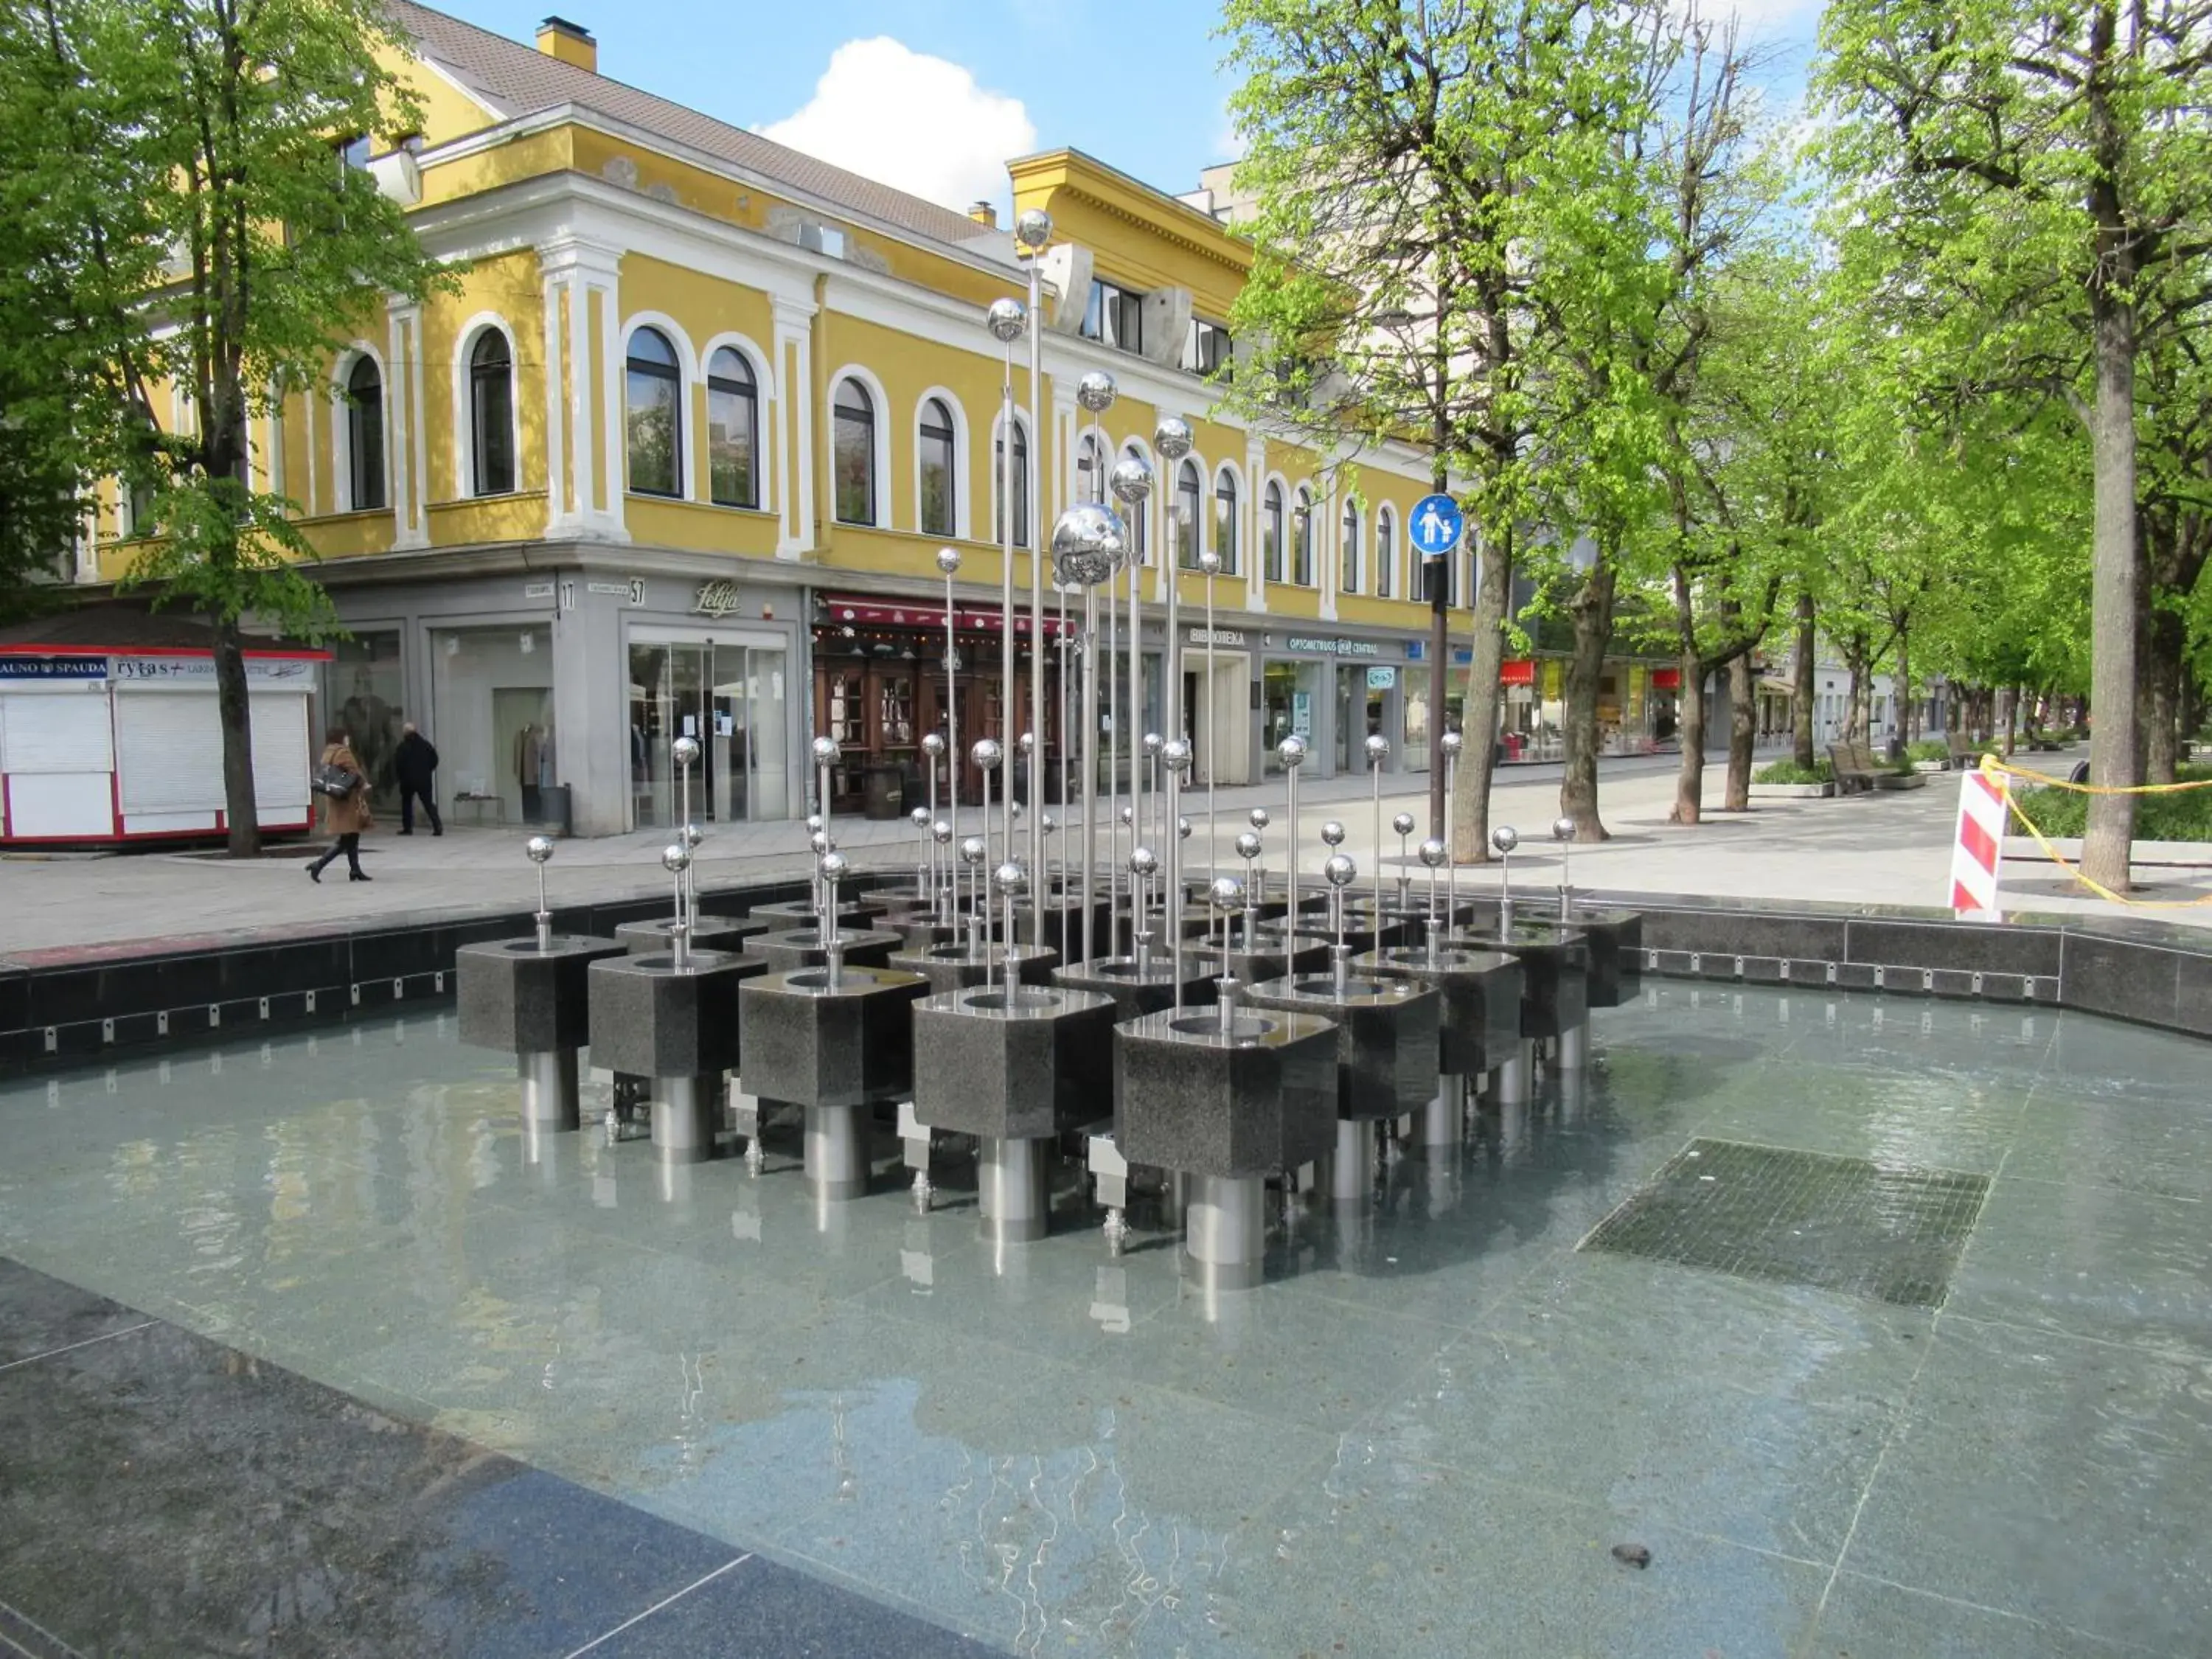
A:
[1411, 493, 1465, 842]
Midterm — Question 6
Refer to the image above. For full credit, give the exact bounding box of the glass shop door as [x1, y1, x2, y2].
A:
[631, 639, 790, 828]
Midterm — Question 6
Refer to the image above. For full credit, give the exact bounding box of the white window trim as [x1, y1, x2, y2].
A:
[1375, 504, 1397, 599]
[990, 406, 1037, 551]
[1261, 472, 1293, 585]
[450, 312, 524, 499]
[1172, 454, 1208, 570]
[329, 341, 389, 516]
[619, 310, 700, 501]
[911, 385, 971, 541]
[698, 330, 776, 513]
[1212, 460, 1244, 576]
[1293, 484, 1317, 587]
[827, 363, 893, 528]
[1341, 497, 1362, 596]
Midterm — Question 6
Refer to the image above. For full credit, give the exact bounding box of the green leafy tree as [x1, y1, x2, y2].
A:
[10, 0, 447, 852]
[1817, 0, 2212, 888]
[1220, 0, 1659, 861]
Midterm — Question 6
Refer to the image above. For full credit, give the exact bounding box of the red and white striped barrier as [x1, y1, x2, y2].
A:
[1950, 763, 2009, 920]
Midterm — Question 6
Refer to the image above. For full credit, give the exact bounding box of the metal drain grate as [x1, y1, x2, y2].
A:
[1581, 1138, 1990, 1307]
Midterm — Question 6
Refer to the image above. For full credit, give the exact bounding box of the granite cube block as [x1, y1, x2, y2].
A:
[456, 934, 626, 1054]
[911, 987, 1117, 1139]
[1355, 946, 1522, 1077]
[738, 967, 928, 1108]
[1242, 973, 1441, 1121]
[1115, 1006, 1338, 1178]
[586, 948, 765, 1078]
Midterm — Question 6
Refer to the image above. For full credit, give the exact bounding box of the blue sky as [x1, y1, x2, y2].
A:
[433, 0, 1827, 218]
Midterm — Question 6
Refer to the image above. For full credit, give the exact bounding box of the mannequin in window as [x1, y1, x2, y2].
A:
[516, 721, 548, 821]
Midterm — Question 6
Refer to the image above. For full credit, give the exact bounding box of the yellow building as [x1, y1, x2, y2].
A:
[87, 3, 1453, 834]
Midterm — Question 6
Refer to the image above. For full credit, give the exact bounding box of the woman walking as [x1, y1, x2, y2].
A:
[308, 727, 374, 883]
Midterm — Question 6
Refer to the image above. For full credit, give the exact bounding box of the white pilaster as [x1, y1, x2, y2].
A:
[771, 291, 815, 556]
[386, 299, 427, 548]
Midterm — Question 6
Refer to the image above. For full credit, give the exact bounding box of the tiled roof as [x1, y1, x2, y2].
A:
[385, 1, 1005, 255]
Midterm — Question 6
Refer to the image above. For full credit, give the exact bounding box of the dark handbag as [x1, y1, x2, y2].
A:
[313, 763, 361, 799]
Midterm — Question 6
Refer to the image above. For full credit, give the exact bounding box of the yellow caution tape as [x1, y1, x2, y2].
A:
[1981, 755, 2212, 909]
[1980, 755, 2212, 795]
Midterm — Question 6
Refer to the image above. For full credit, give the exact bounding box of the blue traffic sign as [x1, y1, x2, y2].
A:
[1410, 493, 1464, 558]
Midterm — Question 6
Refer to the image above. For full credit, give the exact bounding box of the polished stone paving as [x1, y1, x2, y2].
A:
[0, 983, 2206, 1656]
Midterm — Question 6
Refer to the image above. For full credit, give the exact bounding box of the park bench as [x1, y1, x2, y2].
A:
[1828, 740, 1879, 794]
[1945, 731, 1984, 769]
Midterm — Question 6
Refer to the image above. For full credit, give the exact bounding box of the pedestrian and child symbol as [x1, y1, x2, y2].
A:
[1411, 493, 1464, 558]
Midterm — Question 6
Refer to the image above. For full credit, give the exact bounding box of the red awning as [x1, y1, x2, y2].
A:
[1499, 659, 1536, 686]
[1650, 667, 1682, 690]
[819, 594, 1072, 638]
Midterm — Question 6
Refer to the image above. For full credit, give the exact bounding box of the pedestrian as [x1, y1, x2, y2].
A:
[307, 726, 373, 883]
[393, 721, 443, 836]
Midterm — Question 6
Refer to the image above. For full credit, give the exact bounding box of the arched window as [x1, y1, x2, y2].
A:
[995, 417, 1032, 548]
[833, 379, 875, 524]
[1122, 442, 1147, 563]
[1293, 487, 1315, 585]
[1340, 498, 1361, 594]
[706, 347, 757, 508]
[625, 327, 681, 497]
[345, 355, 385, 512]
[1214, 469, 1239, 574]
[919, 397, 956, 536]
[1176, 459, 1203, 569]
[1077, 431, 1105, 505]
[1263, 481, 1285, 582]
[1376, 507, 1395, 598]
[468, 330, 515, 497]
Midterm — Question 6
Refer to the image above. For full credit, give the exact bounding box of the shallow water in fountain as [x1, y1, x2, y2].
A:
[4, 984, 2211, 1658]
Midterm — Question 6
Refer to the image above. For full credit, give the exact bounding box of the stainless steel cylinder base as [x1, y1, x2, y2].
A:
[1557, 1019, 1590, 1072]
[804, 1102, 870, 1201]
[1492, 1040, 1534, 1105]
[650, 1074, 721, 1164]
[978, 1135, 1051, 1245]
[518, 1048, 581, 1131]
[1183, 1172, 1267, 1291]
[1326, 1119, 1377, 1212]
[1421, 1074, 1467, 1147]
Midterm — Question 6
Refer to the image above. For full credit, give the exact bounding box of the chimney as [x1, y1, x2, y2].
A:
[536, 15, 597, 73]
[967, 201, 998, 229]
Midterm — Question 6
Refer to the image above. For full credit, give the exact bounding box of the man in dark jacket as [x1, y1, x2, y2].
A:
[394, 723, 443, 836]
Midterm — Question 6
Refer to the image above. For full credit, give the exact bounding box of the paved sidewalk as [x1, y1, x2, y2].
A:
[2, 755, 2205, 955]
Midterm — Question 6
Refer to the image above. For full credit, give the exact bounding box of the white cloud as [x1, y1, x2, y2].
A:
[759, 38, 1036, 216]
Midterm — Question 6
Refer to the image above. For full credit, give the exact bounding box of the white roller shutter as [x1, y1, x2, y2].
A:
[0, 692, 114, 773]
[250, 692, 310, 813]
[116, 692, 225, 815]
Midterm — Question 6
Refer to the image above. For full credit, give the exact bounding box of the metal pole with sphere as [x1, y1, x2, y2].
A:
[973, 738, 1004, 981]
[1365, 733, 1390, 906]
[1051, 502, 1127, 967]
[1110, 453, 1155, 940]
[1161, 737, 1193, 1008]
[920, 733, 946, 915]
[1074, 371, 1118, 947]
[937, 546, 962, 881]
[1279, 735, 1309, 917]
[1198, 547, 1222, 883]
[1393, 811, 1417, 908]
[1154, 417, 1194, 793]
[986, 296, 1027, 892]
[1440, 729, 1463, 924]
[1015, 206, 1052, 943]
[1552, 815, 1576, 917]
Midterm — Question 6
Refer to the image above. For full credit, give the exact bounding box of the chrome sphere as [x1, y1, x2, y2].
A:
[1234, 830, 1262, 862]
[931, 819, 953, 845]
[524, 835, 556, 865]
[1365, 734, 1391, 765]
[1109, 455, 1154, 504]
[1491, 824, 1520, 855]
[1177, 815, 1193, 839]
[1075, 369, 1117, 413]
[1392, 812, 1416, 836]
[805, 813, 824, 834]
[1013, 206, 1052, 251]
[810, 736, 841, 765]
[1143, 731, 1164, 757]
[672, 735, 701, 768]
[936, 546, 963, 575]
[1323, 852, 1357, 888]
[661, 844, 690, 874]
[1208, 875, 1245, 911]
[1042, 813, 1058, 833]
[1010, 799, 1025, 820]
[1419, 837, 1449, 869]
[1248, 807, 1270, 830]
[1320, 819, 1346, 847]
[1153, 415, 1194, 462]
[992, 860, 1027, 895]
[922, 731, 946, 758]
[1278, 734, 1309, 768]
[1018, 731, 1035, 755]
[1197, 548, 1222, 577]
[682, 823, 704, 849]
[1050, 501, 1128, 587]
[1160, 737, 1194, 774]
[985, 296, 1026, 343]
[1440, 730, 1464, 759]
[808, 830, 830, 856]
[910, 806, 930, 827]
[971, 737, 1003, 771]
[959, 835, 987, 866]
[1128, 846, 1159, 877]
[1119, 805, 1133, 826]
[1552, 815, 1576, 842]
[819, 850, 849, 882]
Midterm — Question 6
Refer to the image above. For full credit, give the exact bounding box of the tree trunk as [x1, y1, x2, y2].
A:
[1843, 639, 1868, 742]
[215, 614, 261, 856]
[1671, 650, 1707, 824]
[2140, 597, 2182, 786]
[1897, 622, 1912, 749]
[2080, 289, 2140, 888]
[1724, 652, 1755, 809]
[1452, 528, 1512, 863]
[1558, 559, 1616, 841]
[1792, 588, 1816, 768]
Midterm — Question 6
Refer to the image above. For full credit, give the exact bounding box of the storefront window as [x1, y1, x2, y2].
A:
[431, 625, 554, 824]
[1335, 663, 1387, 771]
[630, 637, 790, 827]
[328, 631, 404, 813]
[1262, 661, 1318, 773]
